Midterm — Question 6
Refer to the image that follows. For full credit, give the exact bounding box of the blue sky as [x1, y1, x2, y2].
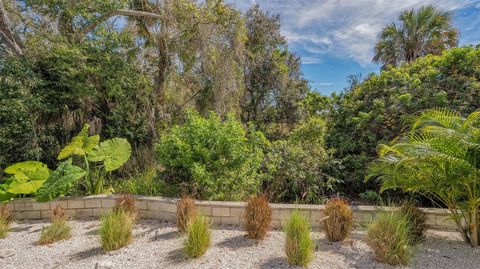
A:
[227, 0, 480, 95]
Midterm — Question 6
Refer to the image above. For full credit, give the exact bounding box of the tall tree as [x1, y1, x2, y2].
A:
[242, 5, 308, 139]
[373, 5, 458, 67]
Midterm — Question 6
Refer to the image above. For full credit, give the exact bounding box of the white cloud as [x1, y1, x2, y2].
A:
[311, 82, 334, 86]
[227, 0, 479, 65]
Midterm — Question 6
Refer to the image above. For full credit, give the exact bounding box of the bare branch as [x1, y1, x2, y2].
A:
[80, 9, 162, 37]
[0, 0, 22, 56]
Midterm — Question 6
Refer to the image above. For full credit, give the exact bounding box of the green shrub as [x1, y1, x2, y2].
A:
[245, 194, 272, 239]
[359, 191, 382, 205]
[284, 211, 314, 267]
[184, 215, 211, 258]
[0, 204, 10, 239]
[264, 117, 337, 203]
[329, 47, 480, 197]
[401, 202, 428, 243]
[177, 196, 197, 233]
[366, 211, 414, 265]
[112, 167, 173, 196]
[156, 111, 266, 201]
[38, 219, 71, 245]
[323, 197, 352, 242]
[99, 209, 134, 251]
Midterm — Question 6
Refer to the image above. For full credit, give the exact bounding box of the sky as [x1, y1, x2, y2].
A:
[226, 0, 480, 95]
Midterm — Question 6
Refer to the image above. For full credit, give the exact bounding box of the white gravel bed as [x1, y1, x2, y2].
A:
[0, 219, 479, 269]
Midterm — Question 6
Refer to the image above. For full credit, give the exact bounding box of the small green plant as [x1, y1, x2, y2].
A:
[177, 196, 197, 233]
[0, 204, 11, 238]
[114, 194, 138, 221]
[245, 194, 272, 239]
[38, 205, 71, 245]
[366, 211, 414, 265]
[284, 211, 314, 267]
[99, 209, 134, 251]
[323, 197, 352, 242]
[400, 202, 428, 243]
[184, 215, 211, 258]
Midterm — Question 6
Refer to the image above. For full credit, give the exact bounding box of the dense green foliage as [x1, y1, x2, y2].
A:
[156, 111, 266, 201]
[329, 47, 480, 197]
[0, 1, 479, 208]
[264, 117, 336, 203]
[368, 109, 480, 246]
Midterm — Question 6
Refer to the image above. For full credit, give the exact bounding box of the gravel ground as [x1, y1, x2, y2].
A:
[0, 219, 479, 269]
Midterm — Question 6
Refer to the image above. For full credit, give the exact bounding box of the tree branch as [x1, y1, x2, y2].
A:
[80, 9, 162, 36]
[0, 0, 22, 56]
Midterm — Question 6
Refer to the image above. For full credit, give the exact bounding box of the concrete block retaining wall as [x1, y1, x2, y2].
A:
[5, 195, 457, 231]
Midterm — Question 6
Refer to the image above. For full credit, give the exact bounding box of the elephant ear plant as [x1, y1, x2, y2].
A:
[35, 124, 132, 202]
[0, 161, 51, 201]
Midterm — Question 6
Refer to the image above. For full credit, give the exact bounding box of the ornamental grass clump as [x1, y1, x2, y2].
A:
[245, 194, 272, 239]
[177, 196, 197, 233]
[366, 211, 414, 266]
[0, 204, 11, 239]
[114, 194, 138, 221]
[323, 197, 352, 242]
[99, 208, 134, 251]
[38, 206, 71, 245]
[184, 215, 211, 258]
[284, 211, 314, 267]
[400, 202, 428, 243]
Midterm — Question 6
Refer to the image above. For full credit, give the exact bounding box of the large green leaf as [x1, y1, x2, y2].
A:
[57, 124, 100, 160]
[7, 179, 46, 194]
[35, 159, 86, 202]
[4, 161, 50, 181]
[87, 138, 131, 172]
[0, 180, 15, 202]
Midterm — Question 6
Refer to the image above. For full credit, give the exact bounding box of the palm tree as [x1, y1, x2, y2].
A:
[373, 5, 458, 67]
[368, 108, 480, 247]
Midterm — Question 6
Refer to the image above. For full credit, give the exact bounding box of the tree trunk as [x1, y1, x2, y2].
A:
[470, 206, 479, 247]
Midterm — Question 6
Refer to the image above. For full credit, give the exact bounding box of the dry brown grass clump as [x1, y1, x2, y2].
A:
[400, 202, 428, 243]
[323, 197, 353, 242]
[114, 194, 138, 220]
[245, 194, 272, 239]
[38, 205, 71, 245]
[0, 204, 11, 239]
[50, 205, 69, 222]
[177, 196, 197, 233]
